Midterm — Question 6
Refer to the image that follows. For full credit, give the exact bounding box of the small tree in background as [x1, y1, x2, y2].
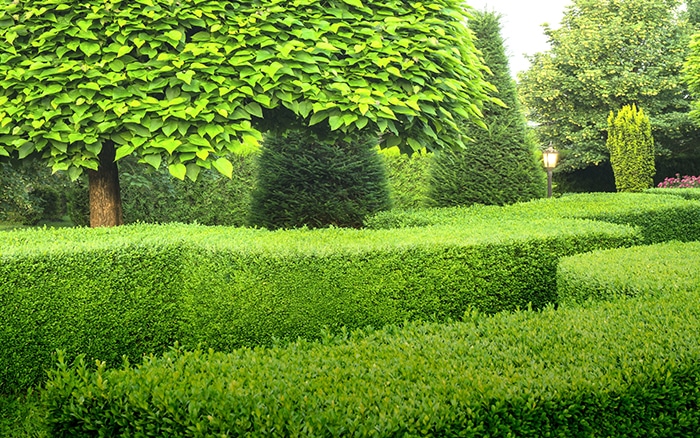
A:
[606, 105, 655, 192]
[248, 128, 390, 229]
[428, 10, 545, 207]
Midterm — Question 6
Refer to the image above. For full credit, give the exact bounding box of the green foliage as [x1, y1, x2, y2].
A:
[646, 187, 700, 200]
[682, 28, 700, 124]
[0, 391, 47, 437]
[248, 130, 391, 229]
[607, 104, 656, 192]
[42, 286, 700, 436]
[0, 159, 69, 225]
[379, 147, 432, 210]
[65, 179, 89, 227]
[67, 155, 257, 226]
[519, 0, 698, 179]
[558, 241, 700, 307]
[0, 0, 494, 182]
[428, 11, 545, 207]
[366, 192, 700, 243]
[0, 210, 638, 394]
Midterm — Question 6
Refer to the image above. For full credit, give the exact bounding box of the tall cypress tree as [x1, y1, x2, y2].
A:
[428, 10, 545, 207]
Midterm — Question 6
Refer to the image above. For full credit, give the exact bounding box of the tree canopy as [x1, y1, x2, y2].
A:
[519, 0, 698, 175]
[0, 0, 495, 226]
[0, 0, 494, 179]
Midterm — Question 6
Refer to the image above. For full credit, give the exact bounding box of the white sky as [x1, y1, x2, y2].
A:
[465, 0, 574, 77]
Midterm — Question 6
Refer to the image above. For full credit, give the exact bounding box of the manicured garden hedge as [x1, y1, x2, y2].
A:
[645, 187, 700, 201]
[0, 218, 637, 394]
[366, 192, 700, 244]
[42, 287, 700, 436]
[557, 240, 700, 307]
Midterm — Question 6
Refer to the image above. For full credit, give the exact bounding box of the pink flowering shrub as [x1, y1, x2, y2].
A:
[657, 174, 700, 189]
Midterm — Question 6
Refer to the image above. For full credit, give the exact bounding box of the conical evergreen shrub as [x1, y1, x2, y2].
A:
[428, 11, 545, 207]
[607, 104, 655, 192]
[248, 129, 391, 230]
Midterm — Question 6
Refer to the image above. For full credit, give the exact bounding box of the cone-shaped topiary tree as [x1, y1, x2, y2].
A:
[427, 10, 546, 207]
[248, 127, 390, 230]
[606, 104, 655, 192]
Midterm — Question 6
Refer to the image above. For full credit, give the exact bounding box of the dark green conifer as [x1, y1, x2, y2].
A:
[428, 10, 545, 207]
[248, 128, 391, 230]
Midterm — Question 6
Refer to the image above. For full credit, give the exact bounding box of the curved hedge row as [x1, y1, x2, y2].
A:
[1, 218, 637, 394]
[42, 287, 700, 436]
[645, 187, 700, 201]
[366, 192, 700, 244]
[557, 241, 700, 307]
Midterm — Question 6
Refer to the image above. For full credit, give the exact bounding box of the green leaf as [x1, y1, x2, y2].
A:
[185, 163, 201, 181]
[18, 142, 35, 159]
[329, 115, 343, 131]
[176, 70, 195, 85]
[341, 0, 364, 7]
[164, 30, 183, 47]
[143, 154, 161, 169]
[80, 42, 101, 57]
[245, 102, 263, 118]
[386, 135, 401, 148]
[0, 146, 9, 157]
[188, 135, 211, 147]
[407, 137, 422, 151]
[68, 166, 82, 181]
[114, 145, 135, 161]
[309, 112, 327, 126]
[168, 162, 187, 180]
[212, 157, 233, 178]
[162, 122, 178, 137]
[117, 45, 132, 58]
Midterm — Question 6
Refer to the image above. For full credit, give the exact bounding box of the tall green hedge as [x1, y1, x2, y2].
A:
[0, 216, 637, 394]
[379, 147, 431, 210]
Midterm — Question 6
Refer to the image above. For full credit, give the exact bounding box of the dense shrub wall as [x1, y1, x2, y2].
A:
[0, 229, 189, 393]
[557, 241, 700, 306]
[366, 192, 700, 243]
[645, 187, 700, 201]
[0, 218, 637, 394]
[43, 287, 700, 437]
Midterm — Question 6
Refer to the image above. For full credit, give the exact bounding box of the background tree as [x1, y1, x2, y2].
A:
[428, 10, 545, 207]
[519, 0, 700, 192]
[0, 0, 494, 227]
[606, 105, 655, 192]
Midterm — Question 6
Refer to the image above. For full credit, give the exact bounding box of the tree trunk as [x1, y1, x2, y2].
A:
[88, 140, 123, 227]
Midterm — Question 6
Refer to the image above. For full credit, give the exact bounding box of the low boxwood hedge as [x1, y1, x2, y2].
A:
[366, 192, 700, 244]
[645, 187, 700, 201]
[42, 287, 700, 437]
[1, 218, 637, 394]
[557, 240, 700, 307]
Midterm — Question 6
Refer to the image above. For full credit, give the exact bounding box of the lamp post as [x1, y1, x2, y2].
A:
[542, 146, 559, 198]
